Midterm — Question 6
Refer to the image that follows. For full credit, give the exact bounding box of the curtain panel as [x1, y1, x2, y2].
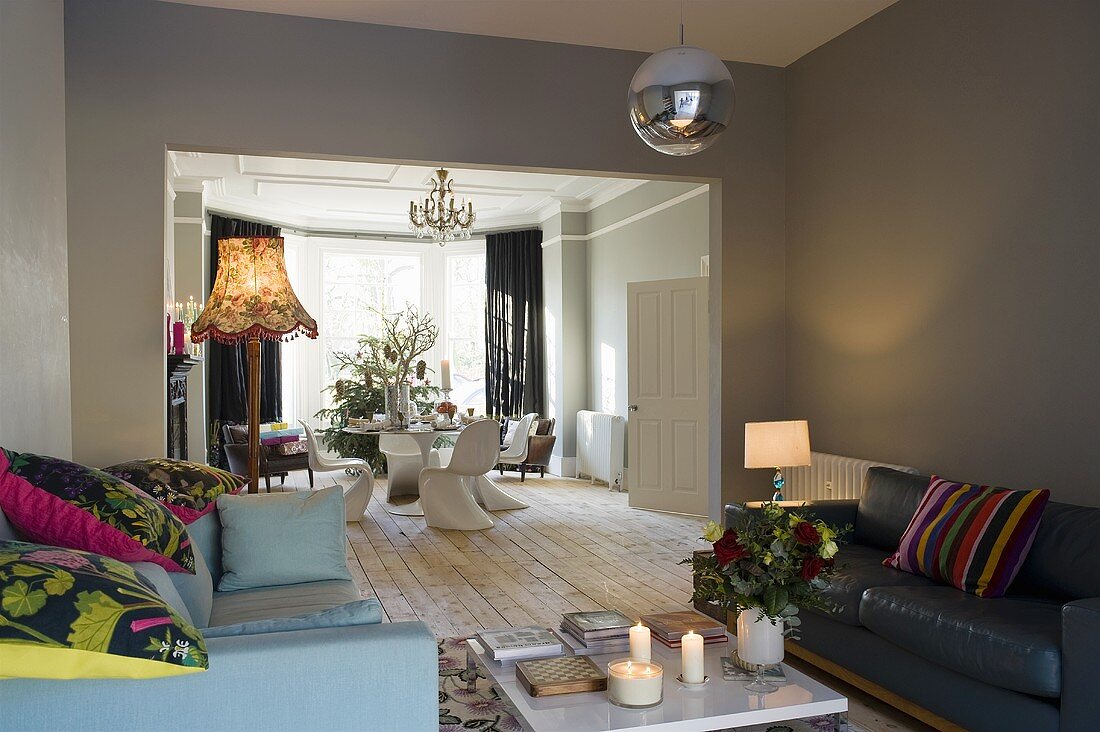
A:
[485, 229, 546, 417]
[206, 214, 283, 466]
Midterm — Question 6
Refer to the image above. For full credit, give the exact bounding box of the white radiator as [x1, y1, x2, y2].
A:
[782, 451, 919, 501]
[576, 410, 626, 489]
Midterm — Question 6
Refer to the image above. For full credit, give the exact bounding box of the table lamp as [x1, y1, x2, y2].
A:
[191, 237, 317, 494]
[744, 420, 810, 501]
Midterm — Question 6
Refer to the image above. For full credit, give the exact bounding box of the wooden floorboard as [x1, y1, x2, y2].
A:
[280, 471, 930, 732]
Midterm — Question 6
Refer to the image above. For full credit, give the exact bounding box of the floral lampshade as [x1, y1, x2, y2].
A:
[191, 237, 317, 345]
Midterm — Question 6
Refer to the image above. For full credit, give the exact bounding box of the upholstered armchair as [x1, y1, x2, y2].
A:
[222, 424, 313, 491]
[497, 416, 557, 481]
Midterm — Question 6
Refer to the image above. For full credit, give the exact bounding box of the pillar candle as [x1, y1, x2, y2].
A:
[440, 359, 452, 390]
[680, 630, 705, 683]
[172, 321, 185, 355]
[629, 622, 651, 661]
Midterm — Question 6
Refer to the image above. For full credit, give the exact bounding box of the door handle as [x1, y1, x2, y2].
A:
[627, 405, 638, 412]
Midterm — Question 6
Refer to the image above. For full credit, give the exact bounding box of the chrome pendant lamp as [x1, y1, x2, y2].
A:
[628, 5, 735, 156]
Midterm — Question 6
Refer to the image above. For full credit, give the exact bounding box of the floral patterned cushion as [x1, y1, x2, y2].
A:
[269, 440, 308, 457]
[0, 449, 195, 574]
[0, 540, 207, 679]
[102, 458, 247, 524]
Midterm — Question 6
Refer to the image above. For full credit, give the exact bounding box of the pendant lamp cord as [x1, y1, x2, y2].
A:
[679, 0, 685, 45]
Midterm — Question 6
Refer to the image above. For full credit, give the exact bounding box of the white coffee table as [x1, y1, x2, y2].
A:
[465, 633, 848, 732]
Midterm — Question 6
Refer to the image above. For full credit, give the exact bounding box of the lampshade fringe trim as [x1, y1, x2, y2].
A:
[191, 322, 318, 345]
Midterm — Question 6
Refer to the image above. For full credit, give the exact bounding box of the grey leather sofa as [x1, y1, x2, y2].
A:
[725, 467, 1100, 732]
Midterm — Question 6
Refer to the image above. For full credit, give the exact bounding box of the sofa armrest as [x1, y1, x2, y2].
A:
[725, 499, 860, 530]
[0, 621, 438, 732]
[1061, 598, 1100, 731]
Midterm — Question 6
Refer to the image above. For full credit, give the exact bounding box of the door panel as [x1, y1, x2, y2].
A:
[627, 276, 708, 516]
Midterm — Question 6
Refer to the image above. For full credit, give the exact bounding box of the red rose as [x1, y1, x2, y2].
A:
[793, 521, 821, 545]
[713, 529, 748, 566]
[801, 556, 825, 581]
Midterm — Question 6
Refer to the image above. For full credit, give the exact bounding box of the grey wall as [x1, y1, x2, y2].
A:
[0, 0, 72, 457]
[786, 0, 1100, 505]
[587, 181, 709, 418]
[64, 0, 787, 510]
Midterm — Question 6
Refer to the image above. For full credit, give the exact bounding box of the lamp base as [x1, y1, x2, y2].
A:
[771, 468, 785, 502]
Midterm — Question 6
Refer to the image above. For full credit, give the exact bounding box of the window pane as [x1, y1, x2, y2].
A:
[446, 252, 486, 413]
[322, 251, 422, 387]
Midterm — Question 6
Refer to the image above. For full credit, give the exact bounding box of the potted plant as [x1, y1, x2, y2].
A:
[687, 503, 847, 692]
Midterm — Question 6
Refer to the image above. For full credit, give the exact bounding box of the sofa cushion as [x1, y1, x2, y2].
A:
[216, 485, 352, 592]
[860, 585, 1062, 697]
[0, 449, 195, 574]
[884, 476, 1049, 598]
[1011, 501, 1100, 601]
[203, 597, 381, 638]
[0, 540, 207, 679]
[854, 468, 930, 551]
[810, 544, 935, 626]
[102, 458, 246, 524]
[165, 541, 213, 629]
[131, 561, 195, 626]
[208, 579, 361, 627]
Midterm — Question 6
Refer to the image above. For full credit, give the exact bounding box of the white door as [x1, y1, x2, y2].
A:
[626, 277, 709, 515]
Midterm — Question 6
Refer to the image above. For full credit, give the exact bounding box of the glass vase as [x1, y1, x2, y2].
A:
[384, 383, 411, 428]
[736, 608, 784, 694]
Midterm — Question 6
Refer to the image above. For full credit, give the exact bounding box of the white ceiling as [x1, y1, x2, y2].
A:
[169, 152, 647, 233]
[160, 0, 897, 67]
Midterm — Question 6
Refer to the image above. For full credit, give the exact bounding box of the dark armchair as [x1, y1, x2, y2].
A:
[222, 424, 313, 491]
[497, 417, 556, 481]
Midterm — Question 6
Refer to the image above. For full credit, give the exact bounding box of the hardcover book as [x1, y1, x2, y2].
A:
[560, 610, 633, 640]
[557, 626, 632, 656]
[475, 627, 564, 662]
[639, 610, 725, 641]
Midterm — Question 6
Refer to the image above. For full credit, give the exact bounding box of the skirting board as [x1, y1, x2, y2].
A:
[549, 455, 576, 478]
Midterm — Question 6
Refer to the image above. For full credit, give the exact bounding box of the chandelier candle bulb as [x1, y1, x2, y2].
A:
[680, 631, 705, 683]
[629, 622, 652, 661]
[607, 658, 663, 708]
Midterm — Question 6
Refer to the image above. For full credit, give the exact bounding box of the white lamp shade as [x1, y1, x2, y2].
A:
[744, 420, 811, 469]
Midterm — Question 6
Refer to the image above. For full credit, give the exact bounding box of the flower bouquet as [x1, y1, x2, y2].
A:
[686, 502, 847, 691]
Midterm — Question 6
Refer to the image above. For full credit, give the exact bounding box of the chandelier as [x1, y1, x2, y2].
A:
[408, 168, 476, 246]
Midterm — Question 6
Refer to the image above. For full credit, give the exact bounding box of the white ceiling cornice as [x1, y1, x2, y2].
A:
[157, 0, 898, 68]
[170, 152, 649, 234]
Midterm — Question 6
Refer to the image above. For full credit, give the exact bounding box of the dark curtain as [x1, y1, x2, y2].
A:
[485, 229, 545, 417]
[207, 214, 282, 465]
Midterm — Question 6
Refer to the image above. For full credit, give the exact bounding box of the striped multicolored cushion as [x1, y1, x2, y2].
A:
[883, 476, 1050, 598]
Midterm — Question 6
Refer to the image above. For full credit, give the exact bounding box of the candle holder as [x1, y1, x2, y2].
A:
[607, 658, 663, 709]
[675, 674, 710, 686]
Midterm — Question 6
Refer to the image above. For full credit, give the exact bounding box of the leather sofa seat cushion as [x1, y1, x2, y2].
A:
[810, 544, 935, 626]
[854, 468, 930, 551]
[860, 585, 1062, 697]
[208, 579, 361, 628]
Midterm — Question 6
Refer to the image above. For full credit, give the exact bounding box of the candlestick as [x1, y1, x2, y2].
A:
[607, 658, 663, 708]
[680, 630, 705, 684]
[629, 622, 651, 662]
[440, 359, 452, 390]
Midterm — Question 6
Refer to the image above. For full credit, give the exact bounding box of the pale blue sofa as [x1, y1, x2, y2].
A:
[0, 507, 438, 731]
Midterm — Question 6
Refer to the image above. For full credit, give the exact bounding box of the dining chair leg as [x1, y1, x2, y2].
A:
[308, 468, 314, 488]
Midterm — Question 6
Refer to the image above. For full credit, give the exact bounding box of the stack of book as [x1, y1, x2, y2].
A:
[638, 610, 727, 649]
[557, 610, 634, 655]
[475, 627, 564, 662]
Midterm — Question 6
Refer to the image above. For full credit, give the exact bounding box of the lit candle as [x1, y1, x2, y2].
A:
[680, 630, 705, 683]
[629, 622, 651, 661]
[607, 658, 663, 708]
[440, 359, 452, 390]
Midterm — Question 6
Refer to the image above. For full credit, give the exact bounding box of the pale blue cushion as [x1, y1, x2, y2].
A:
[209, 579, 361, 627]
[204, 598, 382, 638]
[165, 539, 213, 627]
[216, 485, 351, 591]
[131, 561, 194, 626]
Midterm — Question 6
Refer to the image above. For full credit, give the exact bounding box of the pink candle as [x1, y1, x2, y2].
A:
[172, 321, 185, 355]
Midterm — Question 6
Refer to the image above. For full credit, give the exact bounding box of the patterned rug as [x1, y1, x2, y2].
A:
[438, 638, 863, 732]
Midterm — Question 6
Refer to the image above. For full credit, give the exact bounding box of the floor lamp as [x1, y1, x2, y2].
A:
[192, 236, 317, 494]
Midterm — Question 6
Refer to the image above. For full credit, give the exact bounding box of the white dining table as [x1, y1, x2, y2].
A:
[342, 426, 461, 515]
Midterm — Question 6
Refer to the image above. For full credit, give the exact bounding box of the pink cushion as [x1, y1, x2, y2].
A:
[0, 449, 195, 573]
